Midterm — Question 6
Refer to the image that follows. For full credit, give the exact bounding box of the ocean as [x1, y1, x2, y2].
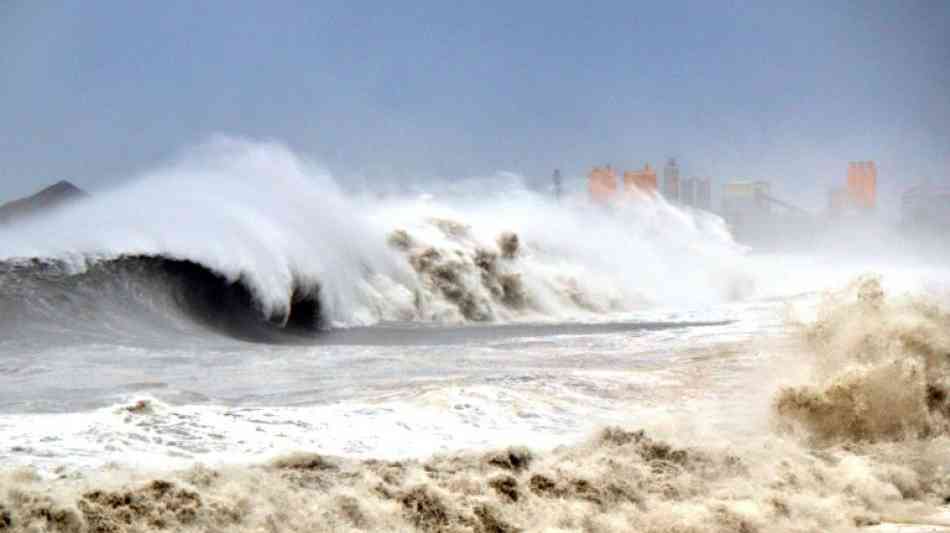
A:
[1, 139, 948, 532]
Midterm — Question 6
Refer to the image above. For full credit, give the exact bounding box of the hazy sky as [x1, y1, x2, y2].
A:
[2, 1, 948, 212]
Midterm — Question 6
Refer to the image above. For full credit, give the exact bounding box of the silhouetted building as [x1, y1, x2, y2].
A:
[623, 164, 657, 196]
[679, 177, 712, 210]
[827, 161, 878, 216]
[696, 178, 711, 210]
[847, 161, 877, 209]
[552, 169, 563, 201]
[588, 165, 617, 203]
[681, 177, 696, 206]
[663, 158, 680, 202]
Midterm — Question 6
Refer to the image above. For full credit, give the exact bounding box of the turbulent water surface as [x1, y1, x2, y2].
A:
[2, 140, 949, 532]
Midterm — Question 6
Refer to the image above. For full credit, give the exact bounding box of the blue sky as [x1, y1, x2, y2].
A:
[1, 1, 948, 212]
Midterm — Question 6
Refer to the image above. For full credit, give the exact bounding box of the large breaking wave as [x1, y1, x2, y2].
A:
[0, 137, 749, 343]
[0, 256, 322, 343]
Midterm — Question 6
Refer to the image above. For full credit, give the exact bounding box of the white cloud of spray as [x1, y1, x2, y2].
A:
[0, 136, 752, 328]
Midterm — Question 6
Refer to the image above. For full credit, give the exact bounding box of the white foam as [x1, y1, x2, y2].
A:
[0, 137, 753, 328]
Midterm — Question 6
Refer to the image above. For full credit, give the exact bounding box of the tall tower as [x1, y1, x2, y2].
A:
[663, 158, 680, 202]
[552, 169, 563, 201]
[696, 178, 711, 210]
[847, 162, 860, 206]
[681, 178, 696, 206]
[847, 161, 877, 210]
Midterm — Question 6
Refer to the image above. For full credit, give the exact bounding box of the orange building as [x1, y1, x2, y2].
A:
[588, 165, 618, 203]
[623, 164, 658, 196]
[847, 161, 877, 209]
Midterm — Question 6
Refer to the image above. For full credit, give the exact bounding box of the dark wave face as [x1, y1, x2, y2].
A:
[0, 256, 322, 345]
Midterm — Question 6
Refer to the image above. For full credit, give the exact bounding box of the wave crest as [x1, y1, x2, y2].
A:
[773, 275, 950, 443]
[0, 255, 323, 342]
[0, 137, 751, 341]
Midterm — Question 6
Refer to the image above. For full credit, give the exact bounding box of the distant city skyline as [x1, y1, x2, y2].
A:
[2, 1, 948, 218]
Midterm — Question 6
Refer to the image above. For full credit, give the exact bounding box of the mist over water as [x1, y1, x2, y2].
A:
[3, 278, 950, 533]
[0, 137, 752, 340]
[2, 138, 950, 532]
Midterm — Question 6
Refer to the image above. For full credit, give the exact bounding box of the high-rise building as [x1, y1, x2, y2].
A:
[846, 161, 877, 209]
[663, 158, 680, 202]
[622, 164, 657, 196]
[552, 169, 563, 201]
[680, 177, 712, 210]
[681, 178, 696, 206]
[695, 177, 711, 210]
[588, 165, 617, 203]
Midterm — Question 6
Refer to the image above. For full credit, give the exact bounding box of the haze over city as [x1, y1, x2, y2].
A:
[2, 1, 949, 217]
[5, 3, 950, 532]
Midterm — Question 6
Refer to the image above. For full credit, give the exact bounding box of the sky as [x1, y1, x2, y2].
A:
[1, 0, 948, 214]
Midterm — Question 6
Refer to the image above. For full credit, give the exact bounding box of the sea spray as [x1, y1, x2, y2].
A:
[774, 275, 950, 443]
[2, 277, 949, 532]
[0, 137, 751, 339]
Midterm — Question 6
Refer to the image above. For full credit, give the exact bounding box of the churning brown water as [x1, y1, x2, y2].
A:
[2, 276, 949, 532]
